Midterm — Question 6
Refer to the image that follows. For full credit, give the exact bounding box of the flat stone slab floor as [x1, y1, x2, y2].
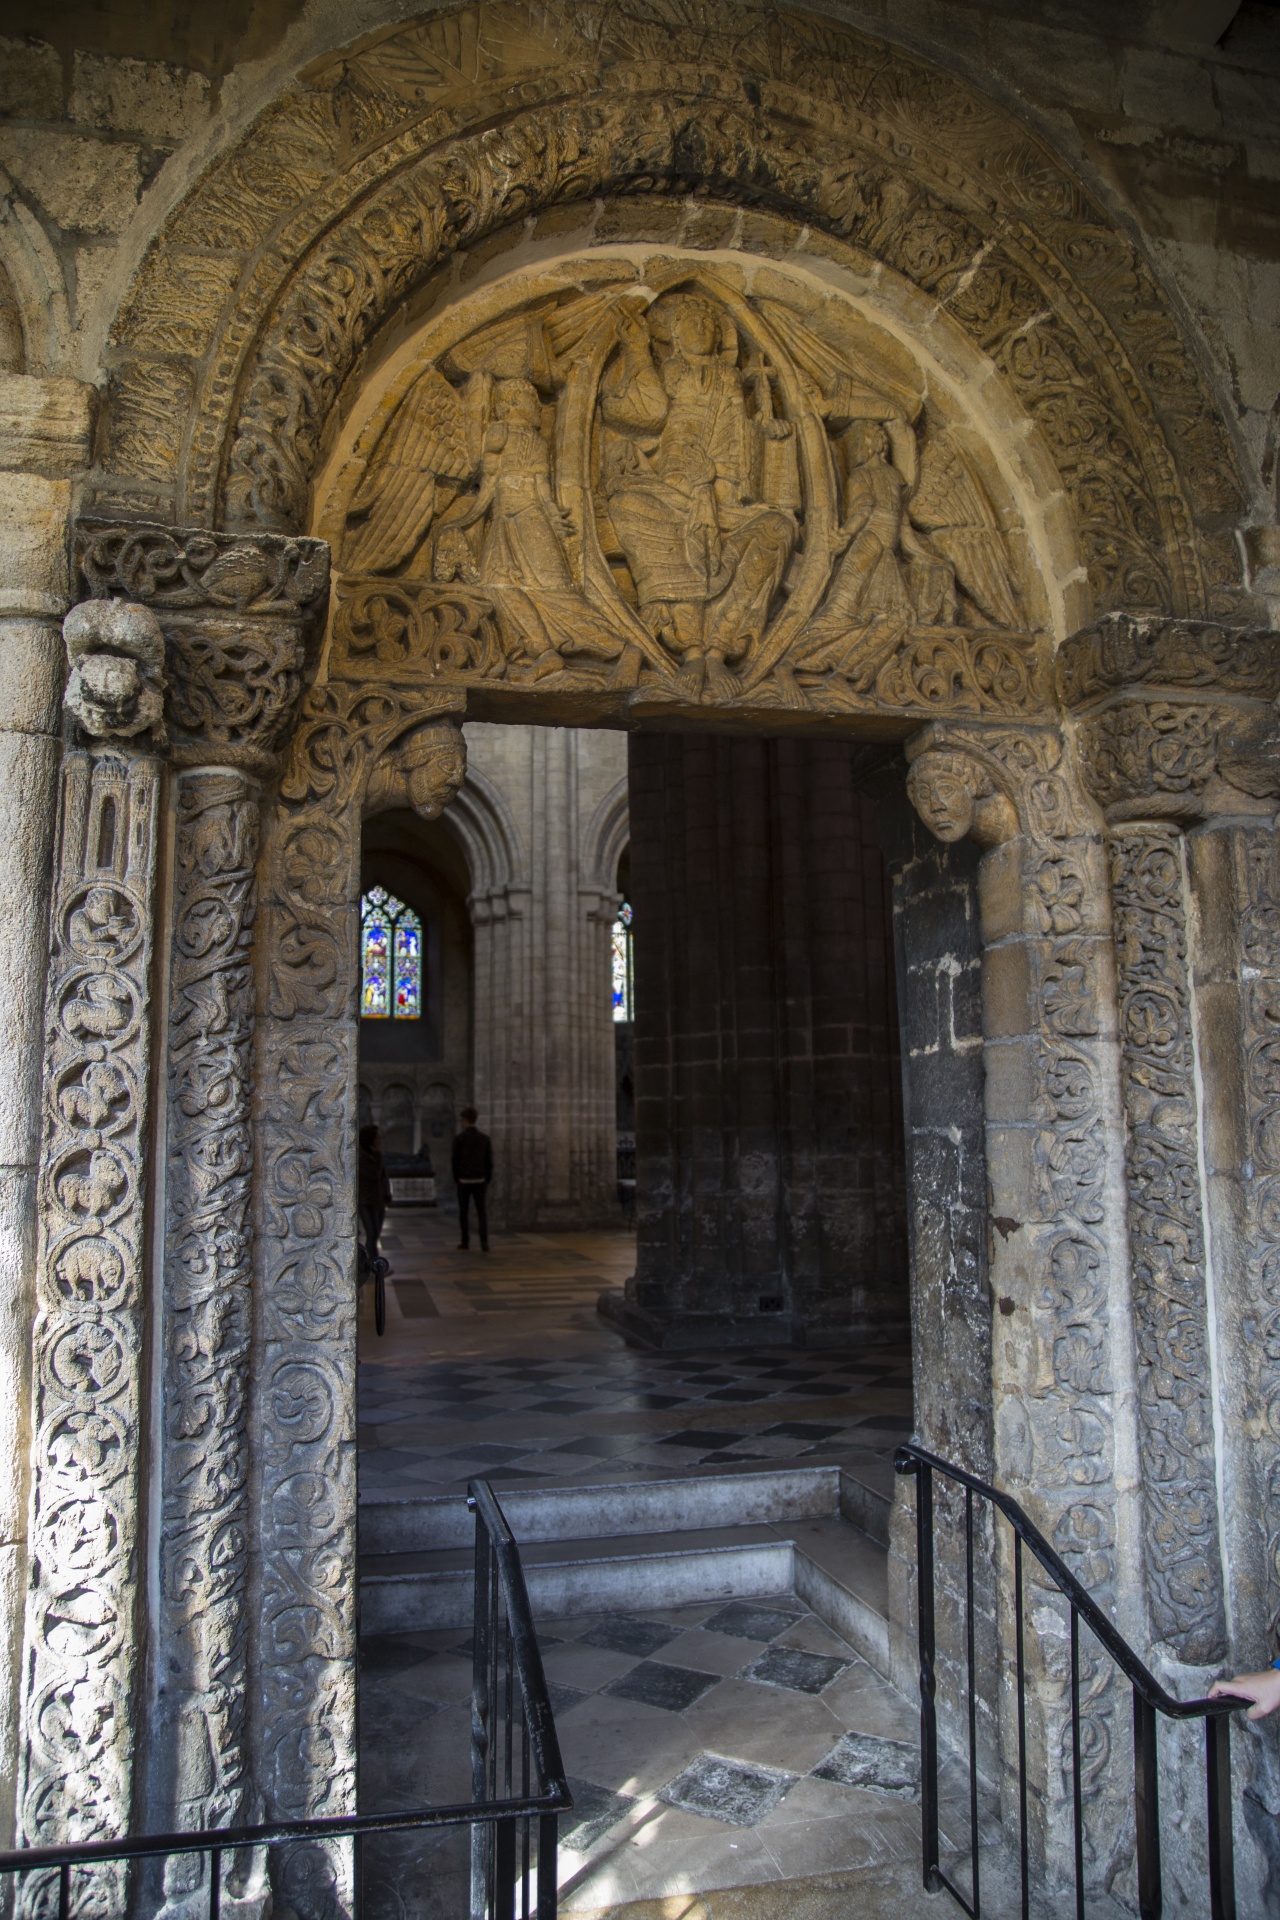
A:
[357, 1593, 986, 1919]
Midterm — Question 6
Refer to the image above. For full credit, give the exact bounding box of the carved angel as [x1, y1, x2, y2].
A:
[907, 432, 1022, 630]
[343, 366, 485, 575]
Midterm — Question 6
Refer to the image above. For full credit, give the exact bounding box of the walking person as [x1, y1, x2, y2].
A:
[453, 1106, 493, 1251]
[358, 1123, 392, 1265]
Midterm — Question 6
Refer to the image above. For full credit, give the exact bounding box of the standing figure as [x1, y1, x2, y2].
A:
[796, 419, 913, 674]
[358, 1123, 392, 1263]
[600, 293, 795, 693]
[451, 376, 626, 673]
[453, 1105, 493, 1252]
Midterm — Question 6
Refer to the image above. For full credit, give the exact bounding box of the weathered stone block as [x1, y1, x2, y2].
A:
[1122, 47, 1221, 134]
[992, 20, 1122, 111]
[980, 938, 1032, 1038]
[0, 36, 61, 119]
[69, 50, 209, 142]
[0, 127, 144, 235]
[0, 374, 93, 480]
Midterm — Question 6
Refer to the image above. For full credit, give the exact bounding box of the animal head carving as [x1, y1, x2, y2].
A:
[63, 599, 166, 743]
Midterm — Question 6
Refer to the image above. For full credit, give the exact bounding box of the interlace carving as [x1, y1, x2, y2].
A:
[1108, 825, 1225, 1665]
[17, 750, 162, 1913]
[155, 770, 264, 1917]
[248, 686, 464, 1913]
[75, 524, 330, 775]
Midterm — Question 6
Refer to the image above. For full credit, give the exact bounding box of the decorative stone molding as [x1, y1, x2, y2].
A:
[1107, 824, 1225, 1667]
[154, 767, 267, 1920]
[906, 718, 1133, 1883]
[1063, 613, 1280, 824]
[17, 746, 163, 1911]
[94, 4, 1252, 627]
[247, 684, 464, 1912]
[74, 523, 330, 777]
[62, 598, 166, 744]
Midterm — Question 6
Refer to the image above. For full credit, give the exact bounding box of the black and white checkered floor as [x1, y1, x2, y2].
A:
[358, 1212, 912, 1502]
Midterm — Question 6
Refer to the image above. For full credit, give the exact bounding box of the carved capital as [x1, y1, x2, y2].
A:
[363, 720, 467, 821]
[63, 597, 167, 744]
[74, 522, 330, 776]
[1058, 611, 1280, 707]
[1074, 697, 1280, 822]
[904, 745, 1019, 848]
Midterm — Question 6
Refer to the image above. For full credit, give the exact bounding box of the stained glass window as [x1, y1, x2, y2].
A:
[611, 901, 633, 1022]
[361, 886, 422, 1019]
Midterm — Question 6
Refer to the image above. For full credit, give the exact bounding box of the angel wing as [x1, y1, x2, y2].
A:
[344, 366, 479, 574]
[909, 432, 1022, 630]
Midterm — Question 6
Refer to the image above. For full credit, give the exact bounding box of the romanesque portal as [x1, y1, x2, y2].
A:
[2, 1, 1278, 1914]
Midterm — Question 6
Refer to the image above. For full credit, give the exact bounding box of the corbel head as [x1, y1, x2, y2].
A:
[905, 746, 1019, 848]
[63, 598, 166, 743]
[364, 720, 467, 821]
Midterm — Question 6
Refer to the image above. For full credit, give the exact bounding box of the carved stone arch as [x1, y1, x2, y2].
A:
[0, 164, 70, 372]
[95, 0, 1254, 633]
[443, 763, 528, 900]
[583, 773, 630, 898]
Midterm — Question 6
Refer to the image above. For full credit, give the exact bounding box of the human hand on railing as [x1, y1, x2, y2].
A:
[1208, 1668, 1280, 1719]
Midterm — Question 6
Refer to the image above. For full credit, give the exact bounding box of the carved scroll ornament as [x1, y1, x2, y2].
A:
[906, 722, 1128, 1871]
[18, 750, 162, 1914]
[328, 268, 1042, 722]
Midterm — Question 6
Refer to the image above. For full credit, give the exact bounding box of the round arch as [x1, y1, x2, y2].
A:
[93, 0, 1254, 630]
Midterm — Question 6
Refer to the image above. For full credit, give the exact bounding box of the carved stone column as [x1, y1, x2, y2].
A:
[0, 373, 94, 1851]
[252, 690, 464, 1918]
[72, 523, 331, 1916]
[16, 600, 167, 1912]
[1061, 611, 1280, 1909]
[905, 720, 1141, 1896]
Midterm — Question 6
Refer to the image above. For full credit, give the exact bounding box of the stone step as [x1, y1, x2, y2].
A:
[359, 1468, 892, 1675]
[359, 1459, 893, 1555]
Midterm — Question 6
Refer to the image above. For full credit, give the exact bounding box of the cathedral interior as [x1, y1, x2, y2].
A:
[0, 0, 1279, 1914]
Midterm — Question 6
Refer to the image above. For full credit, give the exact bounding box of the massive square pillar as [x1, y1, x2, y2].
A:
[605, 732, 907, 1349]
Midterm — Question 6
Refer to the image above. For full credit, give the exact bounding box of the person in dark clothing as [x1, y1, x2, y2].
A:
[452, 1107, 493, 1251]
[358, 1123, 392, 1262]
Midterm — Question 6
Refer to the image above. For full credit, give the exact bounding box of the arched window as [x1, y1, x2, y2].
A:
[361, 886, 422, 1018]
[611, 901, 633, 1023]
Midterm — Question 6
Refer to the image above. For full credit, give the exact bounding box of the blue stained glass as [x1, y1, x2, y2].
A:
[361, 885, 421, 1019]
[611, 902, 633, 1022]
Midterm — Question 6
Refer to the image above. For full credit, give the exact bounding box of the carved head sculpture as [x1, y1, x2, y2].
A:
[905, 748, 1019, 848]
[364, 721, 467, 821]
[840, 420, 889, 467]
[63, 599, 166, 743]
[650, 293, 720, 359]
[493, 377, 541, 427]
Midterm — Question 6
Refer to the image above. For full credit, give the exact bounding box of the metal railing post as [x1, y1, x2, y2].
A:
[1133, 1686, 1162, 1920]
[1206, 1711, 1236, 1920]
[914, 1457, 942, 1894]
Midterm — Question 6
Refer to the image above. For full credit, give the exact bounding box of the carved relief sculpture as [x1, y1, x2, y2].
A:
[69, 526, 330, 1915]
[18, 604, 167, 1913]
[329, 267, 1039, 723]
[248, 687, 462, 1917]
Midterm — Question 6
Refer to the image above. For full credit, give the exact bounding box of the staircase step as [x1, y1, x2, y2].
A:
[359, 1460, 892, 1556]
[360, 1499, 890, 1674]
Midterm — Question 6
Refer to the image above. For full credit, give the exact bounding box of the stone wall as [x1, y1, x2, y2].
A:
[616, 732, 907, 1348]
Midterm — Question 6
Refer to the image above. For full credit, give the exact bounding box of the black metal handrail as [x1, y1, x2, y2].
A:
[895, 1441, 1241, 1920]
[0, 1478, 571, 1920]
